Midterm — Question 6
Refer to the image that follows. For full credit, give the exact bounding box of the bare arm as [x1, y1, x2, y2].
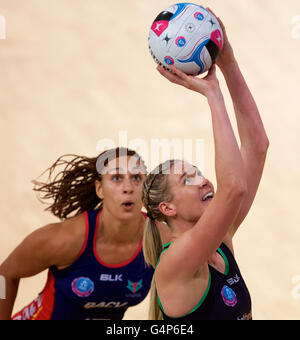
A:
[0, 276, 19, 320]
[216, 19, 269, 238]
[156, 65, 247, 281]
[0, 215, 85, 319]
[0, 223, 64, 319]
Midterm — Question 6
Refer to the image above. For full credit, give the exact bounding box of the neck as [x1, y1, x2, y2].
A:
[169, 217, 195, 243]
[98, 208, 144, 245]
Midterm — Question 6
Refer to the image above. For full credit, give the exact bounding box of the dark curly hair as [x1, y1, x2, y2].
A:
[32, 147, 146, 220]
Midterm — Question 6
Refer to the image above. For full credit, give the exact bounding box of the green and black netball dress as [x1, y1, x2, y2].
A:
[156, 242, 252, 320]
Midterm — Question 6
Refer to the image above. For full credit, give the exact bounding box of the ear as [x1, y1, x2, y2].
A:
[95, 180, 104, 200]
[158, 201, 176, 218]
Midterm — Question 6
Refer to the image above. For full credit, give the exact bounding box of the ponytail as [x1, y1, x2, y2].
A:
[142, 160, 176, 320]
[143, 218, 163, 320]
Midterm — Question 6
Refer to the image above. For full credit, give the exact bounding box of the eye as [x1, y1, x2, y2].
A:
[184, 177, 193, 186]
[112, 174, 122, 181]
[132, 174, 142, 182]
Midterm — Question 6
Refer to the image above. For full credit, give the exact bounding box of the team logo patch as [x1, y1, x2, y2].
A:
[151, 21, 169, 37]
[175, 36, 186, 47]
[72, 277, 94, 298]
[194, 12, 204, 21]
[164, 56, 174, 65]
[126, 280, 143, 294]
[221, 285, 237, 307]
[211, 29, 223, 50]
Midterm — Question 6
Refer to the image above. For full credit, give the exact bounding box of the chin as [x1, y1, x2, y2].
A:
[120, 207, 140, 218]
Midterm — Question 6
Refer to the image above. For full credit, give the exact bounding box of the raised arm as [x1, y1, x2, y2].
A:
[156, 65, 247, 280]
[216, 18, 269, 238]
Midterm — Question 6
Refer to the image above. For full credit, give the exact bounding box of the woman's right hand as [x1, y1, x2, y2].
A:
[156, 64, 221, 98]
[206, 8, 235, 70]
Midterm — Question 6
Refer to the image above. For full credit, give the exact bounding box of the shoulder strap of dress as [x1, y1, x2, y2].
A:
[220, 242, 235, 259]
[83, 209, 101, 252]
[155, 243, 171, 273]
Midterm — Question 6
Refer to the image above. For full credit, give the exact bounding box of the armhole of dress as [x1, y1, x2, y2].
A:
[155, 247, 169, 315]
[65, 211, 89, 263]
[78, 211, 90, 258]
[217, 246, 230, 276]
[155, 243, 211, 319]
[157, 272, 212, 319]
[53, 212, 89, 272]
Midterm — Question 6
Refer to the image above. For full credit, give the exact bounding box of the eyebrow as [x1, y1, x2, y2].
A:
[179, 172, 187, 182]
[178, 166, 200, 182]
[107, 167, 145, 174]
[107, 167, 123, 174]
[194, 166, 202, 175]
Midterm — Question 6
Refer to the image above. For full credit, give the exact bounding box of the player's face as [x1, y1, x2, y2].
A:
[96, 156, 146, 219]
[167, 161, 215, 224]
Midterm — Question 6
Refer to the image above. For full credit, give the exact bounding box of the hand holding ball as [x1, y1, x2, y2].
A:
[149, 3, 223, 75]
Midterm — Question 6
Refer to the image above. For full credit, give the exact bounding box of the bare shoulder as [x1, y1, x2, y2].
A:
[0, 214, 87, 279]
[19, 213, 87, 269]
[49, 213, 87, 269]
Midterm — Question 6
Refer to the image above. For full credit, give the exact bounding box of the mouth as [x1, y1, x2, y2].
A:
[201, 191, 214, 202]
[121, 201, 134, 210]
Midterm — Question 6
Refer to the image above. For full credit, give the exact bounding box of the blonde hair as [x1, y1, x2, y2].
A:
[142, 160, 176, 320]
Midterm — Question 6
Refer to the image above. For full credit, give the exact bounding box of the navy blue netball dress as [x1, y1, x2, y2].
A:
[12, 209, 153, 320]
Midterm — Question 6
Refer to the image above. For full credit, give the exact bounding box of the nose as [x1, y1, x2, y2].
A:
[198, 176, 209, 188]
[122, 177, 134, 194]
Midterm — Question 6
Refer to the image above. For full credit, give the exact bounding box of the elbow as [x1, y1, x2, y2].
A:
[221, 180, 248, 201]
[221, 186, 247, 210]
[243, 134, 270, 155]
[218, 169, 248, 198]
[0, 262, 19, 283]
[254, 134, 270, 155]
[259, 136, 270, 154]
[229, 183, 248, 199]
[232, 185, 248, 200]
